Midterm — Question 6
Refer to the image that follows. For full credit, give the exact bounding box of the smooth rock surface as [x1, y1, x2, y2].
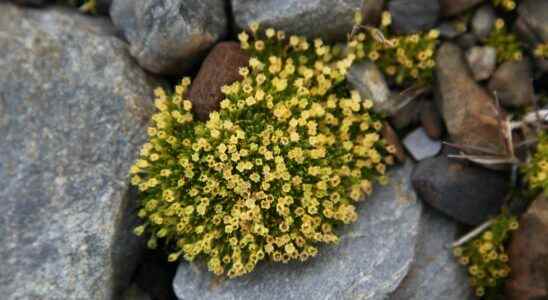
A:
[388, 0, 440, 34]
[466, 46, 497, 81]
[517, 0, 548, 43]
[403, 127, 442, 161]
[420, 101, 443, 139]
[488, 59, 534, 108]
[506, 194, 548, 300]
[111, 0, 227, 75]
[390, 207, 474, 300]
[411, 155, 509, 225]
[231, 0, 362, 42]
[0, 4, 158, 299]
[347, 61, 392, 114]
[471, 4, 495, 40]
[436, 42, 507, 155]
[174, 162, 422, 300]
[188, 42, 250, 121]
[440, 0, 484, 17]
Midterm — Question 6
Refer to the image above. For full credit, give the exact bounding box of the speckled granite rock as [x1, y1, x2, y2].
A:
[390, 207, 474, 300]
[231, 0, 362, 42]
[0, 3, 159, 299]
[111, 0, 227, 75]
[173, 162, 422, 300]
[388, 0, 439, 34]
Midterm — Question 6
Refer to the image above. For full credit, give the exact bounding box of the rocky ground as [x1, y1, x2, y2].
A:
[0, 0, 547, 300]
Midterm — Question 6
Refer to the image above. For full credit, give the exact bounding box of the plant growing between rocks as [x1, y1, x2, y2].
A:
[129, 25, 396, 278]
[485, 18, 523, 64]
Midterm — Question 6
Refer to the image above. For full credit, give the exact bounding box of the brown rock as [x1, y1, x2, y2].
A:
[506, 194, 548, 300]
[390, 100, 421, 130]
[188, 42, 250, 121]
[435, 42, 507, 155]
[488, 59, 534, 108]
[440, 0, 484, 17]
[361, 0, 384, 26]
[381, 122, 407, 162]
[420, 101, 443, 139]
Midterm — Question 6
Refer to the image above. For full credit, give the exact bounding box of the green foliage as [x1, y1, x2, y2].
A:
[129, 26, 394, 278]
[59, 0, 96, 14]
[349, 11, 439, 87]
[523, 132, 548, 194]
[485, 19, 523, 64]
[492, 0, 517, 11]
[453, 215, 519, 299]
[534, 43, 548, 59]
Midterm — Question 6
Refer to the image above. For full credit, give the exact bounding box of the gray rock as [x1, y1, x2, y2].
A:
[466, 46, 497, 80]
[11, 0, 49, 6]
[471, 5, 495, 40]
[436, 42, 507, 156]
[347, 61, 392, 114]
[440, 0, 484, 17]
[388, 0, 440, 34]
[390, 207, 474, 300]
[403, 127, 442, 161]
[438, 22, 462, 39]
[0, 3, 159, 299]
[231, 0, 362, 42]
[111, 0, 227, 75]
[411, 155, 509, 225]
[173, 162, 423, 300]
[488, 59, 534, 108]
[517, 0, 548, 43]
[456, 33, 479, 49]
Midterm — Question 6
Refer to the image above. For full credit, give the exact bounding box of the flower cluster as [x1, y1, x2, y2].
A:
[534, 43, 548, 59]
[63, 0, 96, 13]
[130, 26, 394, 278]
[485, 19, 523, 63]
[453, 215, 519, 298]
[349, 11, 439, 86]
[523, 133, 548, 194]
[492, 0, 517, 11]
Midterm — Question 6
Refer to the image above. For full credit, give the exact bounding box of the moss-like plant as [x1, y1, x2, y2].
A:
[523, 132, 548, 194]
[534, 43, 548, 59]
[349, 11, 439, 86]
[453, 215, 519, 299]
[492, 0, 517, 11]
[485, 19, 523, 63]
[129, 25, 394, 278]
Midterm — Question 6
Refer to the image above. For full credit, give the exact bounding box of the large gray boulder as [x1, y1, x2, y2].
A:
[0, 3, 159, 299]
[173, 162, 423, 300]
[390, 207, 474, 300]
[110, 0, 227, 75]
[231, 0, 362, 42]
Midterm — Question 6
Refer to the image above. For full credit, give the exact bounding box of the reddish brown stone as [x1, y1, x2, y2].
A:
[188, 42, 250, 121]
[420, 101, 443, 140]
[506, 194, 548, 300]
[381, 122, 407, 162]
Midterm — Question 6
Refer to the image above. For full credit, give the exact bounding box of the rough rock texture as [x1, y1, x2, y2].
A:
[402, 127, 442, 161]
[436, 42, 507, 155]
[388, 0, 440, 34]
[466, 46, 496, 81]
[0, 4, 159, 299]
[440, 0, 484, 17]
[411, 155, 509, 225]
[174, 162, 422, 300]
[188, 42, 250, 121]
[231, 0, 362, 42]
[361, 0, 384, 26]
[506, 194, 548, 300]
[12, 0, 49, 6]
[471, 4, 495, 40]
[347, 61, 392, 114]
[111, 0, 227, 75]
[420, 101, 443, 139]
[390, 207, 474, 300]
[517, 0, 548, 44]
[488, 59, 534, 108]
[382, 122, 407, 162]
